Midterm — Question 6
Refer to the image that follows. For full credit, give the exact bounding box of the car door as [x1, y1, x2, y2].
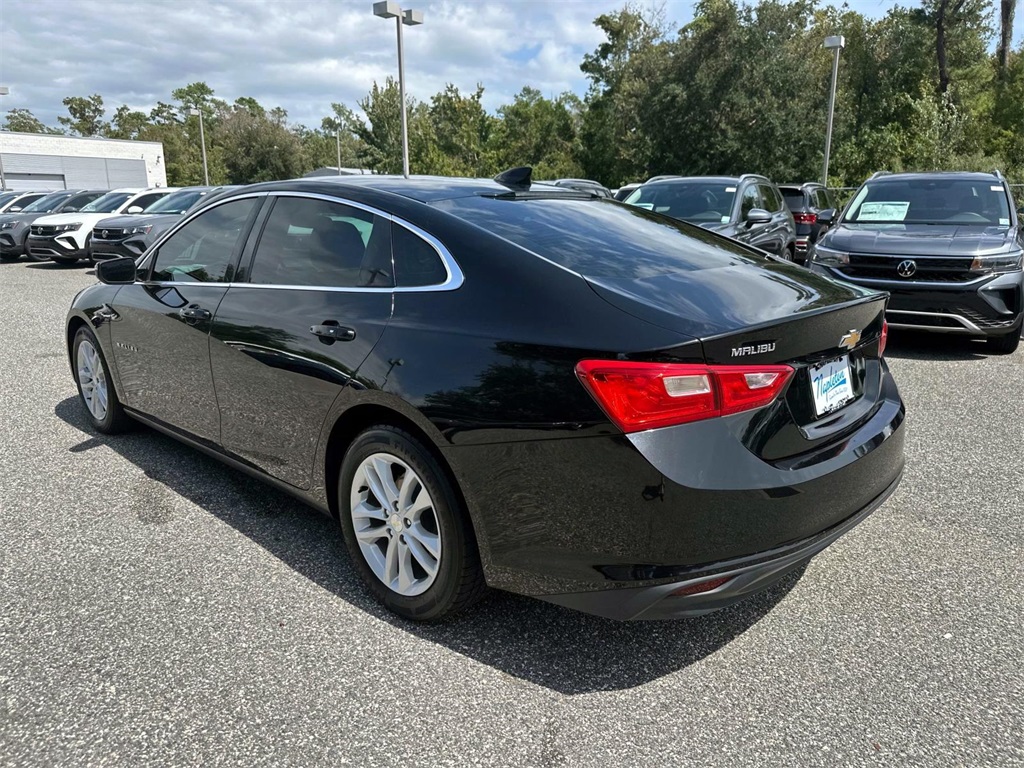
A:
[209, 193, 395, 489]
[107, 196, 262, 444]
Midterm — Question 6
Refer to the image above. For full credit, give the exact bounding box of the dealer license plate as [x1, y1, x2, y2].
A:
[809, 355, 855, 416]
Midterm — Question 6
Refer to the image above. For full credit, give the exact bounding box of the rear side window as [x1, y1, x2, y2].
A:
[248, 196, 393, 288]
[434, 196, 764, 279]
[151, 198, 257, 283]
[815, 189, 831, 209]
[133, 193, 167, 211]
[393, 225, 447, 287]
[65, 192, 103, 211]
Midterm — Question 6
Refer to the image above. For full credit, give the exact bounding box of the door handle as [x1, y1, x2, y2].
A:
[310, 323, 356, 342]
[178, 304, 212, 321]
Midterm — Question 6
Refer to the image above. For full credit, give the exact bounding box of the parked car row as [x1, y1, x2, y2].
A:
[614, 169, 1021, 354]
[0, 186, 235, 265]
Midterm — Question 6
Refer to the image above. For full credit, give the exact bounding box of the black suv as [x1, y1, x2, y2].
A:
[624, 175, 797, 258]
[810, 171, 1022, 353]
[779, 182, 836, 264]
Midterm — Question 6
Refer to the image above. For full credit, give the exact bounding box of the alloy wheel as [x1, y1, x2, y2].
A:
[350, 453, 442, 597]
[76, 339, 109, 421]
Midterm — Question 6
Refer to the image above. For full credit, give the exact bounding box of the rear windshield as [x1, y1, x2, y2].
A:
[780, 189, 805, 210]
[434, 196, 762, 278]
[623, 181, 736, 224]
[21, 192, 72, 213]
[845, 178, 1011, 225]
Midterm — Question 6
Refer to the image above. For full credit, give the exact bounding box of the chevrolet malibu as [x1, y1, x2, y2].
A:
[65, 171, 905, 621]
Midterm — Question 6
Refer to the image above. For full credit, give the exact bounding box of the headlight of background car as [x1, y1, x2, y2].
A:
[127, 225, 153, 236]
[56, 223, 82, 232]
[0, 220, 19, 230]
[970, 251, 1023, 273]
[811, 243, 850, 266]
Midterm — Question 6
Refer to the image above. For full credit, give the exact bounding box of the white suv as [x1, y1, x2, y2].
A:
[27, 187, 176, 264]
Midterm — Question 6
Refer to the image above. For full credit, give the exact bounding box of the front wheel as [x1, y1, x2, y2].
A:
[72, 326, 132, 434]
[338, 425, 486, 621]
[986, 330, 1020, 354]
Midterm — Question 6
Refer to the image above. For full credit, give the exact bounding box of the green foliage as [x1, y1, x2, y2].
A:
[21, 1, 1024, 189]
[2, 108, 63, 134]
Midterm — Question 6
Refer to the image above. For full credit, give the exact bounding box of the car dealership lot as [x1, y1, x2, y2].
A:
[1, 262, 1021, 767]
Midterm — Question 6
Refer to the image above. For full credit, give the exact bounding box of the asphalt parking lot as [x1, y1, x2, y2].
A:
[1, 261, 1022, 768]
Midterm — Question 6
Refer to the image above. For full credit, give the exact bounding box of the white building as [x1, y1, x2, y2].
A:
[0, 131, 166, 191]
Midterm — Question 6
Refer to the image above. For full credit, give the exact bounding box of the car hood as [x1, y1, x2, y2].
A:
[822, 223, 1019, 257]
[0, 211, 47, 228]
[94, 213, 181, 230]
[585, 259, 877, 339]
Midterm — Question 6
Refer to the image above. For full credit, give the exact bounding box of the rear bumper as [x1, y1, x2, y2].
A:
[812, 266, 1023, 337]
[542, 470, 901, 620]
[448, 366, 906, 617]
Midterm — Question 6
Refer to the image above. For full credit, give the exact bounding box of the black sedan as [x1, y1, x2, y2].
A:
[66, 170, 905, 621]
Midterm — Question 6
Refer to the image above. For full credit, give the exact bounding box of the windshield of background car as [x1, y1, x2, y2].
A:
[20, 192, 72, 213]
[143, 189, 207, 214]
[844, 178, 1011, 225]
[434, 196, 762, 278]
[81, 192, 134, 213]
[623, 181, 737, 224]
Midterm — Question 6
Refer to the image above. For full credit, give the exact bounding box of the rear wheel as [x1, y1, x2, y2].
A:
[986, 330, 1020, 354]
[338, 425, 485, 621]
[72, 326, 132, 434]
[784, 245, 795, 262]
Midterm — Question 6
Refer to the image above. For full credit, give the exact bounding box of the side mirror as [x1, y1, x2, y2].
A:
[817, 208, 837, 226]
[126, 206, 144, 214]
[62, 206, 78, 212]
[746, 208, 772, 226]
[96, 257, 137, 285]
[9, 205, 23, 212]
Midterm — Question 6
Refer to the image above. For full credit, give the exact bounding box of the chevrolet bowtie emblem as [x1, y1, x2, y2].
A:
[838, 329, 861, 350]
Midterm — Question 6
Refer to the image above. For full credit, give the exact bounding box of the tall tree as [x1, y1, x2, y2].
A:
[997, 0, 1017, 77]
[2, 108, 62, 134]
[57, 94, 108, 136]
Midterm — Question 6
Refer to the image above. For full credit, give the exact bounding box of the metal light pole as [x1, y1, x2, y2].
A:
[0, 86, 9, 191]
[189, 107, 210, 185]
[336, 128, 342, 175]
[822, 35, 845, 187]
[373, 1, 423, 178]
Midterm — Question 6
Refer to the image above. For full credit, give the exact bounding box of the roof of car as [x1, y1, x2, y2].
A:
[239, 175, 591, 203]
[778, 182, 825, 190]
[645, 175, 766, 186]
[867, 171, 1004, 183]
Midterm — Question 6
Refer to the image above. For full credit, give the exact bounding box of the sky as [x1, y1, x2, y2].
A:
[0, 0, 1018, 132]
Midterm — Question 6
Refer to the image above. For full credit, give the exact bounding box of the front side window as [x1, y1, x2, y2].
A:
[845, 178, 1012, 225]
[150, 198, 258, 283]
[758, 184, 782, 212]
[134, 193, 168, 212]
[248, 196, 392, 288]
[815, 189, 832, 209]
[740, 185, 762, 217]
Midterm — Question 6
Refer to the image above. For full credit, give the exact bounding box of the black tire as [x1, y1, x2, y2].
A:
[26, 252, 50, 263]
[986, 330, 1020, 354]
[71, 326, 133, 434]
[338, 425, 486, 621]
[52, 257, 80, 266]
[0, 254, 19, 262]
[784, 245, 795, 262]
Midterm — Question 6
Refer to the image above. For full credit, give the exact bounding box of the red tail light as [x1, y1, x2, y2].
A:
[793, 212, 818, 224]
[575, 360, 794, 433]
[879, 320, 889, 358]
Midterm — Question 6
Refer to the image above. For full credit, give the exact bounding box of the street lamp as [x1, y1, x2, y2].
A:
[822, 35, 845, 187]
[189, 107, 210, 185]
[0, 86, 9, 191]
[336, 128, 342, 175]
[372, 1, 423, 178]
